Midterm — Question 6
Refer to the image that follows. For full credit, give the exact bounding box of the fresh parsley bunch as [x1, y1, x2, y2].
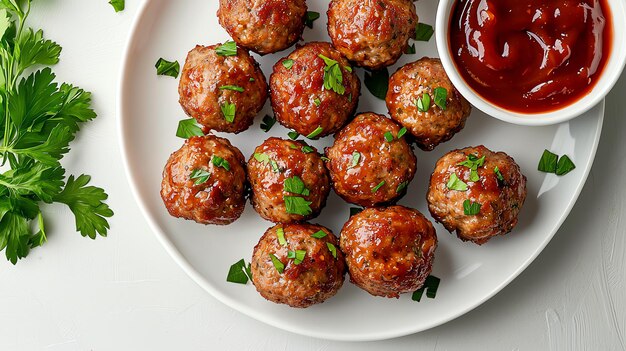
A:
[0, 0, 113, 264]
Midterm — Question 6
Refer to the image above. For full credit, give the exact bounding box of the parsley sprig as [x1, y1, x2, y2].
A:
[0, 2, 112, 264]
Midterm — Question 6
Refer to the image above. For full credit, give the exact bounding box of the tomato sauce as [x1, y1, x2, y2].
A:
[449, 0, 612, 113]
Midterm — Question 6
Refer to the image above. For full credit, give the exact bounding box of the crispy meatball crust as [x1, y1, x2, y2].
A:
[160, 135, 247, 225]
[217, 0, 307, 55]
[270, 42, 361, 138]
[251, 223, 346, 308]
[386, 57, 471, 151]
[327, 0, 418, 70]
[340, 206, 437, 298]
[247, 137, 331, 223]
[178, 44, 268, 133]
[325, 112, 417, 207]
[427, 145, 528, 245]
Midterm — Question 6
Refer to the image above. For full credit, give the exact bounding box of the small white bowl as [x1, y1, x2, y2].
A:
[436, 0, 626, 126]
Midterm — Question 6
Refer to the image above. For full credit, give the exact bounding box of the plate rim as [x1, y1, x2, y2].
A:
[116, 0, 605, 341]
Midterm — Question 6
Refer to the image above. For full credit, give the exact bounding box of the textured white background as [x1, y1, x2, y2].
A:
[0, 1, 624, 350]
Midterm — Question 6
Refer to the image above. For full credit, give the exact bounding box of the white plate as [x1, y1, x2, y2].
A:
[118, 0, 604, 341]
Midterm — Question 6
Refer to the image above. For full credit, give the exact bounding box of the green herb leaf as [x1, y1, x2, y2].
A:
[372, 180, 386, 193]
[282, 59, 294, 70]
[284, 196, 313, 216]
[109, 0, 125, 12]
[412, 275, 441, 301]
[463, 199, 481, 215]
[405, 43, 416, 54]
[155, 58, 180, 78]
[220, 101, 236, 123]
[313, 98, 321, 106]
[288, 249, 306, 264]
[458, 154, 485, 169]
[304, 11, 320, 28]
[190, 169, 210, 185]
[397, 127, 408, 139]
[326, 242, 337, 259]
[216, 41, 237, 56]
[249, 77, 255, 82]
[469, 170, 479, 182]
[219, 85, 244, 92]
[254, 153, 280, 173]
[260, 115, 276, 132]
[538, 149, 558, 173]
[494, 166, 504, 182]
[276, 227, 287, 246]
[306, 126, 324, 139]
[349, 151, 361, 169]
[556, 155, 576, 175]
[212, 156, 230, 171]
[301, 145, 314, 154]
[227, 259, 250, 284]
[446, 173, 468, 191]
[176, 118, 204, 139]
[384, 131, 394, 142]
[364, 68, 389, 100]
[288, 131, 300, 140]
[269, 254, 285, 273]
[396, 181, 409, 193]
[433, 87, 448, 110]
[319, 54, 346, 95]
[311, 230, 327, 239]
[350, 207, 363, 217]
[416, 93, 431, 112]
[284, 176, 310, 196]
[415, 23, 434, 41]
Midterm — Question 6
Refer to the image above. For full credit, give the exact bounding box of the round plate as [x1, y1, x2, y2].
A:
[118, 0, 604, 341]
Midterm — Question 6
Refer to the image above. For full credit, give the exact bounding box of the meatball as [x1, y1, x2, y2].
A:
[217, 0, 307, 55]
[178, 44, 268, 133]
[161, 135, 247, 225]
[247, 137, 331, 223]
[327, 0, 418, 70]
[340, 206, 437, 298]
[427, 145, 528, 245]
[325, 112, 417, 207]
[270, 42, 361, 138]
[251, 223, 346, 308]
[386, 57, 471, 151]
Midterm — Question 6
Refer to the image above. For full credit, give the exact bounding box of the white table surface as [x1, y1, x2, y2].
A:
[1, 1, 624, 350]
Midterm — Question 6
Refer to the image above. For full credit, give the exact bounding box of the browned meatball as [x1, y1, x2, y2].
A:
[270, 42, 361, 138]
[325, 112, 416, 207]
[160, 135, 247, 225]
[427, 146, 527, 245]
[247, 137, 330, 223]
[178, 44, 268, 133]
[327, 0, 418, 70]
[340, 206, 437, 298]
[386, 57, 471, 151]
[251, 223, 346, 308]
[217, 0, 307, 55]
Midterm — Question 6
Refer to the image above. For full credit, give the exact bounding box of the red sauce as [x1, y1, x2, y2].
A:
[449, 0, 612, 113]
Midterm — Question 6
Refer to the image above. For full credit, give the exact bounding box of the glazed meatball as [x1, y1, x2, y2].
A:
[217, 0, 307, 55]
[161, 135, 247, 225]
[327, 0, 418, 70]
[251, 223, 346, 308]
[386, 57, 471, 151]
[270, 42, 361, 138]
[178, 44, 268, 133]
[325, 112, 417, 207]
[427, 145, 527, 245]
[340, 206, 437, 298]
[247, 137, 331, 223]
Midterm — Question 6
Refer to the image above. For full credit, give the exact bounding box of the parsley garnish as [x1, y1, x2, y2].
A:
[433, 87, 448, 110]
[253, 153, 280, 173]
[284, 196, 313, 216]
[372, 180, 386, 192]
[556, 155, 576, 175]
[109, 0, 125, 12]
[190, 169, 210, 185]
[494, 166, 504, 182]
[269, 254, 285, 273]
[212, 156, 230, 171]
[538, 150, 558, 173]
[220, 102, 236, 123]
[176, 118, 204, 139]
[349, 151, 361, 168]
[216, 41, 237, 56]
[226, 259, 252, 284]
[458, 154, 485, 182]
[313, 98, 321, 106]
[364, 68, 389, 100]
[276, 227, 287, 246]
[405, 43, 416, 54]
[306, 126, 324, 139]
[288, 131, 300, 140]
[417, 93, 431, 112]
[304, 11, 320, 28]
[398, 127, 408, 139]
[319, 54, 345, 95]
[260, 115, 276, 132]
[326, 242, 337, 258]
[415, 23, 434, 41]
[0, 4, 112, 263]
[311, 230, 327, 239]
[284, 176, 310, 196]
[282, 59, 294, 70]
[384, 131, 394, 142]
[446, 173, 468, 191]
[155, 58, 180, 78]
[288, 250, 306, 265]
[301, 145, 314, 154]
[219, 85, 244, 92]
[463, 200, 481, 215]
[412, 275, 440, 301]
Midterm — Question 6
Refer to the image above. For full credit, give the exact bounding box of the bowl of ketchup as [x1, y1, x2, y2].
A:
[436, 0, 626, 125]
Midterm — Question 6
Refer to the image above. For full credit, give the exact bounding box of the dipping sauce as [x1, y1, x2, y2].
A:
[450, 0, 612, 113]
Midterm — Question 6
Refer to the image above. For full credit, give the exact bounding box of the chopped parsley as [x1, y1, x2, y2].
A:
[494, 166, 504, 182]
[226, 259, 252, 284]
[253, 153, 280, 173]
[219, 85, 244, 92]
[155, 58, 180, 78]
[282, 59, 295, 70]
[364, 68, 389, 100]
[319, 54, 346, 95]
[260, 115, 276, 132]
[398, 127, 408, 139]
[446, 173, 468, 191]
[538, 149, 558, 173]
[109, 0, 125, 12]
[176, 118, 204, 139]
[415, 23, 434, 41]
[216, 41, 237, 56]
[190, 169, 210, 185]
[220, 101, 236, 123]
[288, 131, 300, 140]
[276, 227, 287, 246]
[349, 152, 361, 168]
[287, 250, 306, 264]
[304, 11, 320, 28]
[405, 43, 416, 54]
[412, 275, 440, 301]
[416, 93, 431, 112]
[326, 242, 337, 258]
[301, 145, 314, 154]
[556, 155, 576, 175]
[269, 254, 284, 273]
[372, 180, 386, 193]
[212, 156, 230, 171]
[463, 200, 481, 215]
[458, 154, 485, 182]
[313, 98, 321, 106]
[433, 87, 448, 110]
[284, 196, 313, 216]
[384, 131, 394, 142]
[306, 126, 324, 139]
[284, 176, 310, 196]
[311, 230, 327, 239]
